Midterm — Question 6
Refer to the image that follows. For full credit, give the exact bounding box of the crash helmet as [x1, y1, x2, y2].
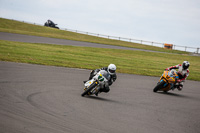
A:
[108, 64, 116, 75]
[182, 61, 190, 70]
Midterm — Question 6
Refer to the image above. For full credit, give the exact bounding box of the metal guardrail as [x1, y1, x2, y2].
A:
[16, 19, 200, 54]
[62, 28, 199, 54]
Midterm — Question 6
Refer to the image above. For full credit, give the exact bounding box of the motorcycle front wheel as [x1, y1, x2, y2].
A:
[153, 80, 166, 92]
[81, 81, 98, 97]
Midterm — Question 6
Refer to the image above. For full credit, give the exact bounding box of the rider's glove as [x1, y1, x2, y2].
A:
[112, 75, 117, 82]
[165, 68, 169, 71]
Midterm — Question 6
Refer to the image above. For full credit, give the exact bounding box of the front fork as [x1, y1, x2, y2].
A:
[160, 78, 168, 87]
[87, 80, 99, 94]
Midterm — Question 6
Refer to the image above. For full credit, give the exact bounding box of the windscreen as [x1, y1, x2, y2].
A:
[100, 70, 110, 80]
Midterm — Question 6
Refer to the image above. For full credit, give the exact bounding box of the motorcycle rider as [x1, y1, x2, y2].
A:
[85, 64, 117, 95]
[165, 61, 190, 90]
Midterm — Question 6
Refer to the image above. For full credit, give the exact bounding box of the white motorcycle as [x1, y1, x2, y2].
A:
[81, 70, 110, 97]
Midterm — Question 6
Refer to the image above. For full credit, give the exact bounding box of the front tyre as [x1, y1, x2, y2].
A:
[153, 80, 166, 92]
[81, 87, 91, 97]
[81, 81, 98, 97]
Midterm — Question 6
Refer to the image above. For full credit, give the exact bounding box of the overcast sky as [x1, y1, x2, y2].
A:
[0, 0, 200, 51]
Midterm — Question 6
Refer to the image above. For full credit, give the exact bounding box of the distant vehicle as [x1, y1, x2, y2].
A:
[44, 20, 59, 29]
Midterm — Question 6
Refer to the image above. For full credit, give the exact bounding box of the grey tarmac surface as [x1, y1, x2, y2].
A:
[0, 61, 200, 133]
[0, 32, 160, 53]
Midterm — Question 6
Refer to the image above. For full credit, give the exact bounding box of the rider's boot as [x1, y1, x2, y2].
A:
[95, 92, 99, 96]
[177, 84, 183, 91]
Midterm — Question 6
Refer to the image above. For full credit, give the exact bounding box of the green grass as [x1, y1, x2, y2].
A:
[0, 40, 199, 81]
[0, 18, 189, 54]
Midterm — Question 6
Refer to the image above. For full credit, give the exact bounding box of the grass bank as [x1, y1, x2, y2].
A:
[0, 18, 189, 54]
[0, 40, 199, 81]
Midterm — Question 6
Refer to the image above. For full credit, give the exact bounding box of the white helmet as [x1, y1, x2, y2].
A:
[182, 61, 190, 70]
[108, 64, 116, 75]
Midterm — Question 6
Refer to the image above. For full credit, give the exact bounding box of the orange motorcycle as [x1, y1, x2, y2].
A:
[153, 69, 179, 92]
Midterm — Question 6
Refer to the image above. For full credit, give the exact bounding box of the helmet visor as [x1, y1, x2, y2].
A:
[182, 61, 190, 70]
[183, 64, 189, 70]
[109, 69, 115, 74]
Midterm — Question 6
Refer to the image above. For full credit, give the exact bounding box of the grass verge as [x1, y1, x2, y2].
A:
[0, 18, 189, 54]
[0, 40, 199, 81]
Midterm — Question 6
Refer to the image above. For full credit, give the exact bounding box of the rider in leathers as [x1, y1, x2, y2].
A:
[165, 61, 190, 90]
[88, 64, 117, 93]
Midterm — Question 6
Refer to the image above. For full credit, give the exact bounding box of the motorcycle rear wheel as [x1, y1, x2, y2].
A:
[153, 80, 166, 92]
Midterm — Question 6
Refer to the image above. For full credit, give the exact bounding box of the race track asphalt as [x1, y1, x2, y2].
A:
[0, 32, 200, 133]
[0, 32, 160, 53]
[0, 61, 200, 133]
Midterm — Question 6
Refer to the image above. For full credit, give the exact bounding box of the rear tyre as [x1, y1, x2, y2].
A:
[153, 80, 166, 92]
